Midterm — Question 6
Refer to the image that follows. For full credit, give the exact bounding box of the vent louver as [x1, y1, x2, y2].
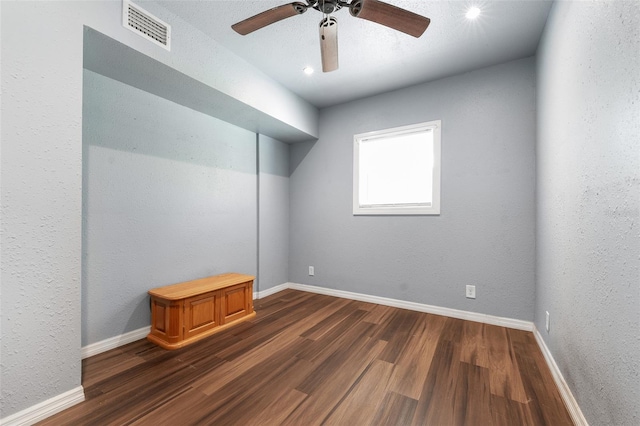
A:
[122, 0, 171, 50]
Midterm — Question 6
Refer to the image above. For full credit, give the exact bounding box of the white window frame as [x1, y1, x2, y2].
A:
[353, 120, 441, 216]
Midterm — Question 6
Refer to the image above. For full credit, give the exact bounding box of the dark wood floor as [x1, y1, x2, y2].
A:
[39, 290, 573, 425]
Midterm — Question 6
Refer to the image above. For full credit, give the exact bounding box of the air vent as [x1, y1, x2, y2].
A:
[122, 0, 171, 50]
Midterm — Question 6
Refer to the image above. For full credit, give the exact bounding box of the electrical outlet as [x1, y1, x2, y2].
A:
[466, 285, 476, 299]
[309, 266, 314, 276]
[545, 311, 550, 332]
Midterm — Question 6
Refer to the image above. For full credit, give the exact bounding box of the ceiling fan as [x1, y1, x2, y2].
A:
[231, 0, 431, 73]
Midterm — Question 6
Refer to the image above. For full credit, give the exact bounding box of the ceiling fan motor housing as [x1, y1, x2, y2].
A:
[319, 0, 339, 14]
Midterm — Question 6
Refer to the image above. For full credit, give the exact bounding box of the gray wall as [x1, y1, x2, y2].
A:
[290, 58, 537, 320]
[258, 135, 290, 292]
[82, 70, 257, 346]
[1, 0, 315, 417]
[536, 1, 640, 425]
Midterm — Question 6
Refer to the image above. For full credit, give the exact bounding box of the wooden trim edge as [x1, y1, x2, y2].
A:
[0, 386, 85, 426]
[533, 326, 589, 426]
[146, 311, 257, 350]
[283, 282, 534, 331]
[148, 273, 256, 300]
[81, 326, 151, 359]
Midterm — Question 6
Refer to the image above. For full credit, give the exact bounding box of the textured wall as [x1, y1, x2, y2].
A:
[289, 58, 537, 320]
[0, 0, 316, 418]
[536, 1, 640, 425]
[1, 2, 84, 418]
[82, 70, 257, 345]
[258, 135, 290, 292]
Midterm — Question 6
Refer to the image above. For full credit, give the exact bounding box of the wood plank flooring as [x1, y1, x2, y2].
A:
[38, 290, 573, 426]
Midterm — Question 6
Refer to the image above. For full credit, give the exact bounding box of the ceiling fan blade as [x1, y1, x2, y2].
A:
[349, 0, 430, 38]
[232, 2, 307, 35]
[319, 17, 339, 72]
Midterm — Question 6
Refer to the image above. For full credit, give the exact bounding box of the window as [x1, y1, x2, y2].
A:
[353, 120, 441, 215]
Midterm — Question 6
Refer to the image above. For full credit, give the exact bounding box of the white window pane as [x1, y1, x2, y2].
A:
[359, 130, 433, 206]
[353, 120, 441, 216]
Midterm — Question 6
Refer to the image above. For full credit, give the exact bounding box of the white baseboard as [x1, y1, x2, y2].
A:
[284, 282, 534, 331]
[0, 386, 85, 426]
[81, 326, 151, 359]
[253, 282, 290, 300]
[533, 326, 589, 426]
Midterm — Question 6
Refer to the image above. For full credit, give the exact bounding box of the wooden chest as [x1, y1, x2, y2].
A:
[147, 273, 255, 350]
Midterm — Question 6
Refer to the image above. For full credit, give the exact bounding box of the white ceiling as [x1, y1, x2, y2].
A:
[154, 0, 552, 108]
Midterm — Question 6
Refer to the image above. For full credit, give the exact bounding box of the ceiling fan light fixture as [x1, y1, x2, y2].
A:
[466, 6, 481, 20]
[319, 16, 339, 72]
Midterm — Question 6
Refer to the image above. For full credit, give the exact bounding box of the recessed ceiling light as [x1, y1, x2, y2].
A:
[466, 6, 481, 20]
[303, 66, 314, 75]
